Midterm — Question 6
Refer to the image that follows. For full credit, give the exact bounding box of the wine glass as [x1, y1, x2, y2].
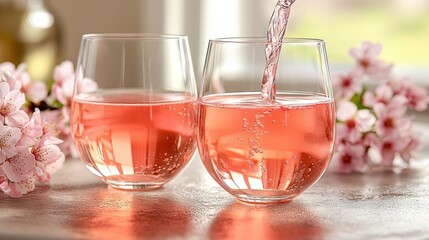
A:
[71, 34, 198, 190]
[198, 38, 335, 203]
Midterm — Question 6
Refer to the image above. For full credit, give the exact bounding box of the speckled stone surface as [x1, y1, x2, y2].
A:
[1, 125, 429, 240]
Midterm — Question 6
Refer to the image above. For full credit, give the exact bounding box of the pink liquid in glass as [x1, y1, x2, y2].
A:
[198, 92, 334, 200]
[71, 91, 197, 188]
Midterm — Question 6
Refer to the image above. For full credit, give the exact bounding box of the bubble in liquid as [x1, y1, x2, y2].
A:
[248, 149, 256, 158]
[167, 164, 176, 171]
[247, 159, 255, 168]
[255, 114, 264, 129]
[263, 110, 272, 115]
[238, 134, 243, 143]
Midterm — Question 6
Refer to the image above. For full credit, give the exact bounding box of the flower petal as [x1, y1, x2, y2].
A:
[3, 147, 36, 182]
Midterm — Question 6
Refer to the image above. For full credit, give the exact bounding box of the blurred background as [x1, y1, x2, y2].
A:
[1, 0, 428, 85]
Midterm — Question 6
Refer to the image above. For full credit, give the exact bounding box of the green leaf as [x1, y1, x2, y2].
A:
[51, 100, 64, 109]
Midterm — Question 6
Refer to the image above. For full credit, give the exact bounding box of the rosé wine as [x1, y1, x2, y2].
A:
[262, 0, 296, 103]
[198, 92, 335, 202]
[71, 91, 197, 189]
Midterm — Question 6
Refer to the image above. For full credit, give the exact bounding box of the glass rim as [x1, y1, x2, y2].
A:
[209, 37, 324, 45]
[82, 33, 188, 40]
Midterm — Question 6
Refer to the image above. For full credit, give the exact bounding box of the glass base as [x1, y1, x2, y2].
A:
[99, 173, 170, 190]
[235, 194, 296, 204]
[105, 179, 165, 190]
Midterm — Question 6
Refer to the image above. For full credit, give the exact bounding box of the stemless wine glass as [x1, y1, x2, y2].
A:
[198, 38, 335, 203]
[71, 34, 198, 190]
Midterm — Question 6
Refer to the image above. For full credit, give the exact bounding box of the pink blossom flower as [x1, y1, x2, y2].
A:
[53, 61, 74, 85]
[399, 131, 421, 164]
[363, 84, 394, 107]
[0, 62, 70, 197]
[332, 72, 362, 99]
[337, 101, 376, 133]
[331, 143, 367, 173]
[4, 110, 29, 128]
[0, 63, 26, 90]
[0, 165, 6, 185]
[0, 63, 46, 102]
[0, 70, 21, 91]
[376, 134, 408, 166]
[349, 42, 392, 80]
[0, 82, 26, 118]
[0, 62, 15, 72]
[41, 108, 77, 157]
[0, 124, 22, 163]
[52, 61, 75, 106]
[2, 146, 36, 183]
[373, 100, 410, 136]
[337, 101, 358, 122]
[52, 61, 97, 107]
[332, 42, 428, 173]
[362, 132, 377, 147]
[1, 178, 35, 198]
[394, 78, 429, 111]
[26, 82, 48, 103]
[32, 134, 64, 182]
[336, 123, 361, 146]
[15, 109, 43, 146]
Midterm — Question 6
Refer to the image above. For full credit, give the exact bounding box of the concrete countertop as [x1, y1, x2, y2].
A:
[1, 124, 429, 240]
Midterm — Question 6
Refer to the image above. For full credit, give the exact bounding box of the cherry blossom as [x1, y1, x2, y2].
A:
[0, 124, 22, 163]
[394, 78, 429, 111]
[1, 179, 35, 198]
[52, 61, 97, 107]
[331, 42, 428, 173]
[41, 108, 77, 158]
[332, 72, 362, 99]
[16, 109, 43, 146]
[337, 101, 376, 133]
[399, 131, 421, 164]
[349, 42, 392, 80]
[376, 135, 408, 166]
[0, 70, 21, 91]
[26, 82, 48, 103]
[32, 134, 64, 183]
[0, 63, 47, 103]
[2, 146, 36, 183]
[0, 66, 65, 198]
[47, 62, 97, 158]
[52, 61, 75, 106]
[0, 62, 26, 90]
[373, 101, 410, 136]
[0, 81, 26, 118]
[331, 144, 367, 173]
[363, 84, 394, 107]
[0, 165, 6, 185]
